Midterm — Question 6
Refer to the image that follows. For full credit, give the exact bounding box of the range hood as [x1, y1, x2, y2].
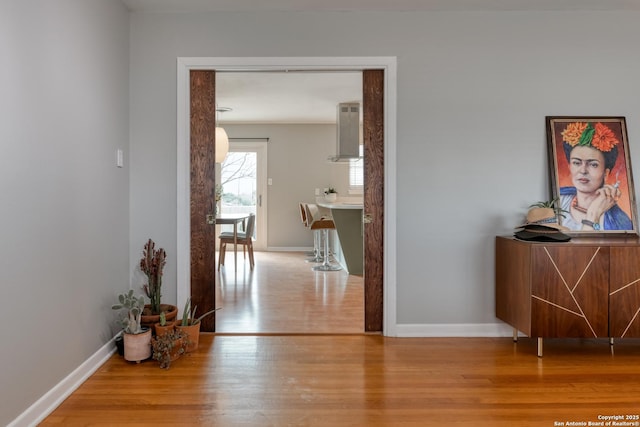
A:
[328, 102, 361, 162]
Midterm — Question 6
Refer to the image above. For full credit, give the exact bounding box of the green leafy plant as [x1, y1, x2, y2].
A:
[179, 297, 220, 326]
[529, 198, 569, 218]
[151, 328, 190, 369]
[140, 239, 167, 315]
[159, 311, 167, 327]
[324, 187, 337, 195]
[112, 289, 146, 334]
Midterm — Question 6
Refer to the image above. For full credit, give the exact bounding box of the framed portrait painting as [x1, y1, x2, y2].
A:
[546, 116, 638, 235]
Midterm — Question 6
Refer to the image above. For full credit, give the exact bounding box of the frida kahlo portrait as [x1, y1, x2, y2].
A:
[547, 117, 638, 234]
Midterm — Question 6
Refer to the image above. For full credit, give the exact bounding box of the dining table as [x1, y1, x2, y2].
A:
[216, 212, 251, 271]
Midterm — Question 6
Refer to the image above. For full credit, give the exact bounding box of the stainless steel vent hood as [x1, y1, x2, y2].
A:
[328, 102, 361, 162]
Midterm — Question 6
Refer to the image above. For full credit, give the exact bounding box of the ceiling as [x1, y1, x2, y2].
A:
[123, 0, 640, 124]
[216, 71, 362, 124]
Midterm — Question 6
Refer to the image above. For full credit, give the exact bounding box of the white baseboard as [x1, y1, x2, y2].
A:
[8, 335, 119, 427]
[393, 322, 517, 337]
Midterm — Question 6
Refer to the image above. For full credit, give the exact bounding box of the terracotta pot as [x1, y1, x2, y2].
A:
[152, 333, 187, 368]
[140, 304, 178, 329]
[175, 321, 200, 352]
[123, 328, 152, 363]
[169, 338, 185, 363]
[154, 321, 176, 337]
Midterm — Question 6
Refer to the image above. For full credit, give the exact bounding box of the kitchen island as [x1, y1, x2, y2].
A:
[316, 199, 363, 275]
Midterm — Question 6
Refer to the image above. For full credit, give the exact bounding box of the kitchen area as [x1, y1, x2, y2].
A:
[315, 102, 364, 275]
[316, 197, 364, 275]
[210, 69, 374, 335]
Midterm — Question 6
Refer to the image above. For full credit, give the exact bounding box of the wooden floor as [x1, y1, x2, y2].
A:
[43, 335, 640, 426]
[40, 252, 640, 425]
[215, 251, 364, 333]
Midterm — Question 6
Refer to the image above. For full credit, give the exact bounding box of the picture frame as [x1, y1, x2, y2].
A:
[546, 116, 638, 235]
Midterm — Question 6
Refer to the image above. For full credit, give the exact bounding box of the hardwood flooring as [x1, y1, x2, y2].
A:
[40, 251, 640, 425]
[42, 335, 640, 426]
[215, 251, 364, 333]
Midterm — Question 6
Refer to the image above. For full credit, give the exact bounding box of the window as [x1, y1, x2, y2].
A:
[349, 144, 364, 192]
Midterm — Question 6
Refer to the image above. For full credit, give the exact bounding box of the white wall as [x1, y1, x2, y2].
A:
[133, 10, 640, 326]
[3, 4, 640, 423]
[0, 1, 130, 425]
[129, 9, 640, 328]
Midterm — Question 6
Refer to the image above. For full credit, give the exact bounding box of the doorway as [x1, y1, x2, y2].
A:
[176, 57, 397, 335]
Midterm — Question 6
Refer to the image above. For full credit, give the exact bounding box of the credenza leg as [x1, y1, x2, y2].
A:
[537, 337, 543, 357]
[513, 328, 518, 342]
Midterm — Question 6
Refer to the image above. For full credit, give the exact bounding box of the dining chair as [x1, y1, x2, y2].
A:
[218, 213, 255, 270]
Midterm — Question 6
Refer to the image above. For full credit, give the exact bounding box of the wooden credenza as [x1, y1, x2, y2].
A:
[495, 236, 640, 355]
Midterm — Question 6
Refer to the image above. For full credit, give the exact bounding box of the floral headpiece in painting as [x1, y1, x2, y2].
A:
[561, 122, 620, 170]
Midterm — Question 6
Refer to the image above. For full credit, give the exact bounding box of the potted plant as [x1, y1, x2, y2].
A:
[529, 198, 568, 218]
[112, 290, 152, 363]
[324, 187, 338, 202]
[151, 328, 189, 369]
[154, 311, 175, 337]
[175, 298, 220, 352]
[139, 239, 177, 328]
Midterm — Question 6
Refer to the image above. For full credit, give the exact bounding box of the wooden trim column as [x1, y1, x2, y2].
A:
[190, 70, 217, 331]
[363, 69, 384, 332]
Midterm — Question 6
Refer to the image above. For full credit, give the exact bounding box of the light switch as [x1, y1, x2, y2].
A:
[268, 178, 273, 185]
[116, 149, 124, 168]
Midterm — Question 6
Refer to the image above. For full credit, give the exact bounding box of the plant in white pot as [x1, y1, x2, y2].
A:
[112, 290, 152, 363]
[324, 187, 338, 202]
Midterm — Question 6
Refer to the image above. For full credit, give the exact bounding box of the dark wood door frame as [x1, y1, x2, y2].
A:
[363, 70, 384, 332]
[189, 70, 218, 331]
[189, 67, 387, 333]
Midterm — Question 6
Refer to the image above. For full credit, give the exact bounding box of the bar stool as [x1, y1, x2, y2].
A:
[302, 203, 324, 263]
[305, 204, 341, 271]
[299, 202, 317, 258]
